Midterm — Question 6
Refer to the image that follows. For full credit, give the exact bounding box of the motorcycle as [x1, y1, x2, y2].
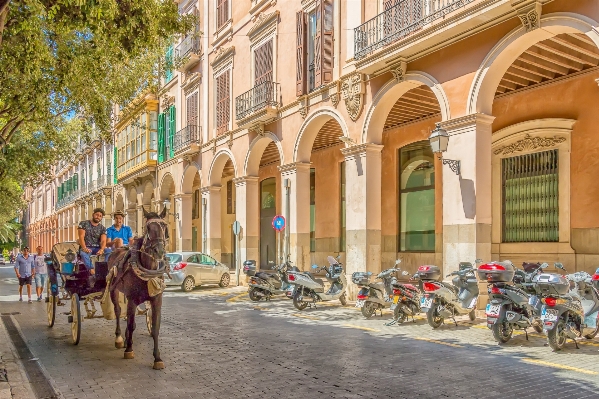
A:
[389, 272, 422, 324]
[538, 263, 599, 351]
[478, 261, 545, 343]
[244, 260, 299, 301]
[353, 260, 403, 318]
[419, 261, 480, 328]
[288, 256, 348, 311]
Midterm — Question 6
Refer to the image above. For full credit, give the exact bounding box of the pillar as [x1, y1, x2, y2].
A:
[234, 176, 259, 273]
[201, 186, 222, 261]
[278, 162, 311, 271]
[440, 113, 495, 275]
[175, 193, 193, 251]
[342, 144, 383, 299]
[136, 205, 145, 237]
[127, 209, 137, 237]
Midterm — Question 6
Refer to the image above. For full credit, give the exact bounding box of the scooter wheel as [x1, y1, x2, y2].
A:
[361, 302, 376, 318]
[248, 288, 261, 302]
[293, 290, 308, 311]
[468, 308, 476, 321]
[426, 307, 443, 329]
[547, 319, 567, 351]
[339, 293, 347, 306]
[393, 306, 407, 324]
[492, 321, 513, 344]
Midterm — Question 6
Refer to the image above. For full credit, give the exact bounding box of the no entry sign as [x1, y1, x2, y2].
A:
[272, 215, 286, 231]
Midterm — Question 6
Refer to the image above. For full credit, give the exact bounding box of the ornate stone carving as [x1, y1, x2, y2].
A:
[248, 11, 279, 36]
[330, 92, 340, 107]
[161, 95, 175, 108]
[227, 132, 234, 148]
[341, 74, 365, 122]
[493, 134, 566, 155]
[298, 96, 308, 119]
[250, 124, 265, 136]
[517, 3, 541, 32]
[211, 46, 235, 67]
[182, 72, 201, 95]
[390, 60, 407, 83]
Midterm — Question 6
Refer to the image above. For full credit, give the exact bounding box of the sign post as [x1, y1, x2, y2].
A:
[232, 221, 241, 286]
[272, 215, 286, 269]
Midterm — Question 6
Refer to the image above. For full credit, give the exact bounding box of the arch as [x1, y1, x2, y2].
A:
[126, 187, 137, 209]
[142, 180, 154, 205]
[115, 193, 124, 212]
[362, 71, 450, 145]
[208, 148, 238, 186]
[293, 107, 350, 163]
[244, 132, 284, 176]
[468, 12, 599, 115]
[159, 173, 176, 200]
[181, 162, 202, 194]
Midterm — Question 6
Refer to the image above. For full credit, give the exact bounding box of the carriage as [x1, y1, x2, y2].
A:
[46, 242, 152, 345]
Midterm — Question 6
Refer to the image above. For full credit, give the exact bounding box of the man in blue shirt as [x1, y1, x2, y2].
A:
[14, 247, 35, 303]
[105, 210, 133, 261]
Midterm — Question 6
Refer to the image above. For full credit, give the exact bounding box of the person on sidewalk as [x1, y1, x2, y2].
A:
[77, 208, 107, 274]
[105, 210, 133, 262]
[33, 245, 48, 302]
[14, 247, 35, 303]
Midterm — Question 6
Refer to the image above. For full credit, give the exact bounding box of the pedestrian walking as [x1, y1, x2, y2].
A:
[34, 245, 48, 302]
[14, 247, 35, 303]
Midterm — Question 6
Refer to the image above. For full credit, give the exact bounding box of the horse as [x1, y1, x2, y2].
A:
[109, 207, 168, 370]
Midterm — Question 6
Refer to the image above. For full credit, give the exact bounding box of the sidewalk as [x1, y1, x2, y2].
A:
[0, 315, 36, 399]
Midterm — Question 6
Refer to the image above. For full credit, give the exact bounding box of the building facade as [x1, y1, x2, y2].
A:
[28, 0, 599, 302]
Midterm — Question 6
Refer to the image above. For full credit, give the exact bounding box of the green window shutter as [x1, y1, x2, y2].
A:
[158, 112, 165, 162]
[73, 173, 78, 190]
[66, 177, 71, 193]
[165, 45, 173, 82]
[58, 185, 62, 200]
[113, 146, 118, 183]
[169, 105, 176, 158]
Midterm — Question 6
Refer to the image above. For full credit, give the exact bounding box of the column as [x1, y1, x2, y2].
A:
[136, 205, 145, 237]
[341, 144, 383, 299]
[234, 176, 259, 274]
[440, 113, 495, 275]
[278, 163, 311, 271]
[127, 209, 137, 237]
[201, 186, 222, 261]
[175, 193, 193, 251]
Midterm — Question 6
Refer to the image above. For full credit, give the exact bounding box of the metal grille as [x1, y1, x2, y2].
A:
[502, 149, 558, 243]
[254, 39, 273, 85]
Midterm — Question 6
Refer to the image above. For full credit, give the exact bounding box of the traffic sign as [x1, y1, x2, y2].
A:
[272, 215, 286, 231]
[232, 221, 241, 235]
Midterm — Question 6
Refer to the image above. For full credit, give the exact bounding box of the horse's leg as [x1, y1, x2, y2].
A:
[110, 282, 124, 349]
[124, 298, 137, 359]
[150, 294, 164, 370]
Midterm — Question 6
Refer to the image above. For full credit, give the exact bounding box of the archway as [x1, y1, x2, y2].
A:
[126, 186, 138, 236]
[181, 164, 202, 251]
[159, 173, 176, 252]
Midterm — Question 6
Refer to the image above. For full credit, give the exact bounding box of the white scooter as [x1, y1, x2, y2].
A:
[288, 256, 348, 311]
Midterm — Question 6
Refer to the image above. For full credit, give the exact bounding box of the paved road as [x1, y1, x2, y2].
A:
[1, 265, 599, 399]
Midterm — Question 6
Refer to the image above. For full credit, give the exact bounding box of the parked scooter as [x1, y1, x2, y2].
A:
[353, 260, 403, 318]
[288, 256, 347, 310]
[389, 272, 422, 324]
[419, 261, 480, 328]
[478, 261, 545, 343]
[243, 260, 299, 301]
[538, 263, 599, 351]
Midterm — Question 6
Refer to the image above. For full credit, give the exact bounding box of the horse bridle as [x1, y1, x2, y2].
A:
[138, 218, 168, 265]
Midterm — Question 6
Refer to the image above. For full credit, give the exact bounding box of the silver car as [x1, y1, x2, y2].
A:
[165, 252, 230, 292]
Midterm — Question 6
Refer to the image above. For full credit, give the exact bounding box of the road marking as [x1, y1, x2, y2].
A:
[522, 358, 598, 375]
[253, 306, 269, 311]
[414, 337, 463, 348]
[342, 324, 380, 332]
[292, 313, 320, 321]
[226, 292, 249, 303]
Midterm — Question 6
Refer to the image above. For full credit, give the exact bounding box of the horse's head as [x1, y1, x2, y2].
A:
[141, 207, 168, 265]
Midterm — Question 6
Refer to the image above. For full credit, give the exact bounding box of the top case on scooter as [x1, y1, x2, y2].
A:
[417, 265, 441, 281]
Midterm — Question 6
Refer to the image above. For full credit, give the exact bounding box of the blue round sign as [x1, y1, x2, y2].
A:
[272, 215, 286, 231]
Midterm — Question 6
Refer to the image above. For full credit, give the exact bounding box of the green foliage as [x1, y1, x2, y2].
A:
[0, 221, 20, 244]
[2, 248, 8, 259]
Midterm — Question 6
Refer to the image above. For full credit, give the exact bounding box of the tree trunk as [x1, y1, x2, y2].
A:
[0, 0, 9, 48]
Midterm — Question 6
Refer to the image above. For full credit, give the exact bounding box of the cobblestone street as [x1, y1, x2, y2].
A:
[2, 266, 599, 399]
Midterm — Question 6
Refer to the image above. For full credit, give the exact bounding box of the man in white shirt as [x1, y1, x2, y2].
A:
[34, 245, 48, 302]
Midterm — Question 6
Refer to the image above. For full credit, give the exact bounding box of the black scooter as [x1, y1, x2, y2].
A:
[243, 260, 298, 301]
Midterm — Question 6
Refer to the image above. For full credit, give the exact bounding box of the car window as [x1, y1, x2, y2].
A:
[166, 254, 182, 264]
[186, 255, 198, 263]
[200, 254, 214, 265]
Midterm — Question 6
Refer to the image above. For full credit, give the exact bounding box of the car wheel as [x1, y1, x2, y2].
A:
[219, 273, 230, 288]
[182, 276, 195, 292]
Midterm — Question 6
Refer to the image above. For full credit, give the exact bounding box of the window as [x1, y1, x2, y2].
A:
[340, 162, 346, 252]
[502, 150, 559, 243]
[310, 168, 315, 252]
[158, 105, 176, 162]
[186, 92, 199, 127]
[260, 178, 276, 269]
[296, 1, 333, 95]
[216, 70, 230, 136]
[399, 142, 435, 252]
[254, 39, 273, 85]
[165, 44, 174, 82]
[216, 0, 229, 30]
[226, 180, 234, 214]
[192, 189, 200, 219]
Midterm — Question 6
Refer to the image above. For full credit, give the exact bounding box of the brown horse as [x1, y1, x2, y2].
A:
[109, 208, 168, 370]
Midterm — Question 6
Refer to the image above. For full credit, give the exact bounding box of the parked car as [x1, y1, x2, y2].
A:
[0, 257, 5, 265]
[165, 252, 230, 292]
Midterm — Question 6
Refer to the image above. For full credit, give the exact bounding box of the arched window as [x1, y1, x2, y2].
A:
[399, 141, 435, 252]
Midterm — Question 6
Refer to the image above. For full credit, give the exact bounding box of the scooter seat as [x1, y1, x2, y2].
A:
[403, 284, 418, 292]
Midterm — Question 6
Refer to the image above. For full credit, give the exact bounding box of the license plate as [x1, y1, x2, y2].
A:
[541, 308, 558, 322]
[486, 304, 500, 316]
[392, 296, 400, 304]
[421, 297, 432, 309]
[355, 300, 365, 308]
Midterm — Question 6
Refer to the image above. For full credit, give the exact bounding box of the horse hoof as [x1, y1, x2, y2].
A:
[153, 361, 165, 370]
[115, 342, 124, 349]
[124, 351, 135, 359]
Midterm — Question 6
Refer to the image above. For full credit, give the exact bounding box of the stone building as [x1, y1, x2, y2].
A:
[28, 0, 599, 300]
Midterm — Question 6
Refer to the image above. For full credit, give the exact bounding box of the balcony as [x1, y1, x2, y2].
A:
[354, 0, 481, 72]
[174, 125, 201, 154]
[235, 81, 281, 128]
[175, 34, 202, 71]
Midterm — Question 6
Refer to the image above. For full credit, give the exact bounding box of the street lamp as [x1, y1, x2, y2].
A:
[162, 199, 179, 219]
[428, 123, 460, 175]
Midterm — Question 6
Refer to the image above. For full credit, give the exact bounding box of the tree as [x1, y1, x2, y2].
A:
[0, 221, 20, 244]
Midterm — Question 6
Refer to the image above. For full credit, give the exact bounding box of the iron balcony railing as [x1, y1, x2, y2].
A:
[174, 125, 201, 152]
[235, 81, 281, 120]
[175, 34, 201, 60]
[354, 0, 477, 60]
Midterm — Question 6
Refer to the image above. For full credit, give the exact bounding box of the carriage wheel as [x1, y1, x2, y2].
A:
[46, 282, 56, 328]
[146, 304, 153, 336]
[71, 294, 81, 345]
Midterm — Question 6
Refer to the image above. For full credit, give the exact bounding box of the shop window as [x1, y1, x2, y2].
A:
[502, 149, 558, 242]
[399, 142, 435, 252]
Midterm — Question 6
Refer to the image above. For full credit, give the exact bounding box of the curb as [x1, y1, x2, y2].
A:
[0, 315, 36, 399]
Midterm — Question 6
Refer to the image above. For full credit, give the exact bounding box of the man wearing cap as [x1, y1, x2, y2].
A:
[77, 208, 107, 273]
[104, 210, 133, 261]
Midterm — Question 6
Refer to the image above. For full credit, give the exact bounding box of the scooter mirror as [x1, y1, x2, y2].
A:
[554, 262, 565, 270]
[367, 272, 373, 276]
[474, 258, 483, 264]
[401, 271, 409, 275]
[311, 264, 319, 269]
[540, 263, 549, 269]
[395, 259, 401, 265]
